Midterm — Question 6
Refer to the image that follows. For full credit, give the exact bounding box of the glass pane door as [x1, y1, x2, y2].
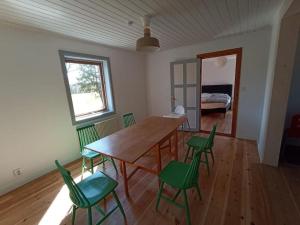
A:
[170, 59, 201, 131]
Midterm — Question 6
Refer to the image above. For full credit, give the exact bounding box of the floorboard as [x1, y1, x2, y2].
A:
[201, 111, 232, 135]
[0, 133, 300, 225]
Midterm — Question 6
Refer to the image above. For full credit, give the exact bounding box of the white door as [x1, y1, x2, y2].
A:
[170, 59, 201, 131]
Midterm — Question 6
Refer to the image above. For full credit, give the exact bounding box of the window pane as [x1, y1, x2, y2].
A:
[65, 62, 106, 120]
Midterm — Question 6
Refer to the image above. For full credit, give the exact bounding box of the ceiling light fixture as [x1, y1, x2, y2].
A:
[214, 56, 227, 68]
[136, 15, 160, 52]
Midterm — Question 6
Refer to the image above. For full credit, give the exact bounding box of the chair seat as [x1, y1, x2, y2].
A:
[81, 149, 101, 159]
[77, 171, 118, 206]
[187, 136, 208, 148]
[159, 160, 190, 189]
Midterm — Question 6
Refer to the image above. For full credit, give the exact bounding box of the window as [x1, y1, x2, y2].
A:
[59, 51, 115, 125]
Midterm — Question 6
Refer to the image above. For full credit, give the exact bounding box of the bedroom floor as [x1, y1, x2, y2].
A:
[201, 111, 232, 134]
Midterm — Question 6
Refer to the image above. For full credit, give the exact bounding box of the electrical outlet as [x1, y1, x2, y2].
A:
[13, 168, 22, 176]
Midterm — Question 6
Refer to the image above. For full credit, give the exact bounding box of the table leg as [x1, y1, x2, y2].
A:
[174, 130, 178, 161]
[182, 124, 185, 150]
[157, 145, 162, 187]
[168, 139, 172, 154]
[157, 145, 162, 173]
[119, 161, 123, 176]
[121, 161, 129, 197]
[182, 124, 184, 147]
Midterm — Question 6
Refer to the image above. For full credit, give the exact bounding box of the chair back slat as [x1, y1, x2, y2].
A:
[183, 144, 205, 188]
[76, 124, 100, 152]
[206, 124, 217, 149]
[55, 160, 89, 207]
[122, 113, 136, 128]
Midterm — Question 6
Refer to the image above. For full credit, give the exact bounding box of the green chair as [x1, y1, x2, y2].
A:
[156, 147, 204, 225]
[184, 124, 217, 175]
[55, 160, 126, 225]
[122, 112, 136, 128]
[77, 124, 118, 175]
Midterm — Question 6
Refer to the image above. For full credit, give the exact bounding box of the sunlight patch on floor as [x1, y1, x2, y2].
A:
[38, 167, 97, 225]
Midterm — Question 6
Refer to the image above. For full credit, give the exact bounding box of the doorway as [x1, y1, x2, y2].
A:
[197, 48, 242, 137]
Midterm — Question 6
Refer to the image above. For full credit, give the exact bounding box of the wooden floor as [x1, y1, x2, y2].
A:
[1, 133, 300, 225]
[201, 111, 232, 135]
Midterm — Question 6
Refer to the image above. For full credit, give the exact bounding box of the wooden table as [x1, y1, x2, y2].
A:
[85, 116, 186, 197]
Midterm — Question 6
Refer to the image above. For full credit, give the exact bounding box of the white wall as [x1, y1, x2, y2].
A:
[258, 13, 282, 162]
[261, 15, 300, 166]
[258, 0, 298, 166]
[146, 28, 272, 140]
[202, 57, 236, 86]
[0, 24, 147, 194]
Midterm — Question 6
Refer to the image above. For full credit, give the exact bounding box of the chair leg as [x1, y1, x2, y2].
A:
[90, 159, 94, 174]
[81, 158, 86, 176]
[204, 152, 210, 175]
[195, 183, 202, 200]
[184, 146, 191, 162]
[72, 205, 77, 225]
[172, 189, 181, 201]
[111, 158, 118, 174]
[119, 161, 124, 176]
[156, 182, 164, 211]
[183, 190, 191, 225]
[112, 191, 126, 220]
[102, 156, 106, 170]
[187, 120, 191, 129]
[87, 207, 93, 225]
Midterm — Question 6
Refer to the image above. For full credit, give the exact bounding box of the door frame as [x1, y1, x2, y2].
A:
[197, 48, 242, 137]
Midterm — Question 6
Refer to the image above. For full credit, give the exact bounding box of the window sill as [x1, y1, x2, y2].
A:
[73, 110, 116, 126]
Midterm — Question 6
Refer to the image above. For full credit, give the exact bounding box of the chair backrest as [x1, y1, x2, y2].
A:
[55, 160, 89, 207]
[183, 147, 204, 188]
[174, 105, 185, 115]
[76, 124, 100, 152]
[122, 113, 136, 128]
[207, 124, 217, 148]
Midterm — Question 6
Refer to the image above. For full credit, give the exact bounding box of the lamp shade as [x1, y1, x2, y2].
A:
[136, 16, 160, 52]
[136, 35, 160, 51]
[214, 57, 227, 68]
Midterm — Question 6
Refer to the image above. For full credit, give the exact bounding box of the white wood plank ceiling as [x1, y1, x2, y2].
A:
[0, 0, 283, 50]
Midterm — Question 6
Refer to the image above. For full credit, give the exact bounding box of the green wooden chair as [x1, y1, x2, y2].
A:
[122, 112, 136, 128]
[155, 147, 204, 225]
[77, 124, 117, 175]
[55, 160, 126, 225]
[184, 124, 217, 175]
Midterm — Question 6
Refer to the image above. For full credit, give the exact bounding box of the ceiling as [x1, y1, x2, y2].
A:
[0, 0, 283, 51]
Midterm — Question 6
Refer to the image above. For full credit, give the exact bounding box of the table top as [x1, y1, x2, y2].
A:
[85, 116, 185, 163]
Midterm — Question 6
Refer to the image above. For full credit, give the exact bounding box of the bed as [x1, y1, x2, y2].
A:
[201, 84, 232, 116]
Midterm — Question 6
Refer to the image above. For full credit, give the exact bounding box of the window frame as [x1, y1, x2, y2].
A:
[59, 50, 116, 125]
